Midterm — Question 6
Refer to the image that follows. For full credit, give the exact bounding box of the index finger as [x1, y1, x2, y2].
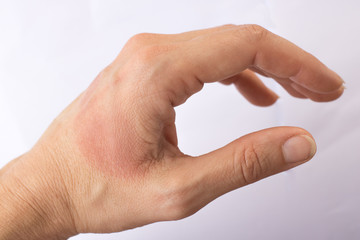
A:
[164, 25, 344, 104]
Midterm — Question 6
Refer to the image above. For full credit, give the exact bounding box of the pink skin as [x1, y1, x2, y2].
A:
[74, 75, 144, 177]
[73, 70, 179, 178]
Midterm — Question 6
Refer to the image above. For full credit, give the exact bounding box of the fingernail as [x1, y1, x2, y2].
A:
[282, 135, 317, 163]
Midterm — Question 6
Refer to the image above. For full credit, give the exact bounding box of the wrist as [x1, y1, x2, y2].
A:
[0, 151, 77, 240]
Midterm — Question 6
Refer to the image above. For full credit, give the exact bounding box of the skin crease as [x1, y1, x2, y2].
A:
[0, 24, 345, 240]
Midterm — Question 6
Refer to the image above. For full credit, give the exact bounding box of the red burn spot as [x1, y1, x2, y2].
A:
[73, 87, 146, 179]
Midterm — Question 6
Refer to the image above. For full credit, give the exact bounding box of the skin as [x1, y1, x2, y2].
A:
[0, 24, 344, 239]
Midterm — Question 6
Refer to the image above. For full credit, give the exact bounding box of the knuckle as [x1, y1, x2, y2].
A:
[114, 44, 177, 94]
[131, 44, 175, 66]
[121, 44, 178, 88]
[137, 45, 166, 62]
[221, 23, 237, 29]
[126, 32, 158, 48]
[237, 24, 268, 44]
[233, 142, 268, 185]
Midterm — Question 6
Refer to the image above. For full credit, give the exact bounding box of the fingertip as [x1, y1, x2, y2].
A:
[282, 134, 317, 164]
[253, 93, 279, 107]
[330, 68, 345, 88]
[233, 74, 281, 107]
[267, 94, 280, 106]
[291, 83, 344, 102]
[286, 53, 345, 94]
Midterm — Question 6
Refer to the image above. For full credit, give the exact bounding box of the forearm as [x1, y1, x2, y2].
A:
[0, 180, 52, 239]
[0, 153, 76, 240]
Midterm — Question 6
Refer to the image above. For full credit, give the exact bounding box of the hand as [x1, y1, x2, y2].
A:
[0, 24, 344, 239]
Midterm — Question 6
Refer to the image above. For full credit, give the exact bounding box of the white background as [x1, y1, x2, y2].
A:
[0, 0, 359, 239]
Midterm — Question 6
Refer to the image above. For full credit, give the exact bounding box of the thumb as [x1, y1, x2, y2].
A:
[165, 127, 316, 219]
